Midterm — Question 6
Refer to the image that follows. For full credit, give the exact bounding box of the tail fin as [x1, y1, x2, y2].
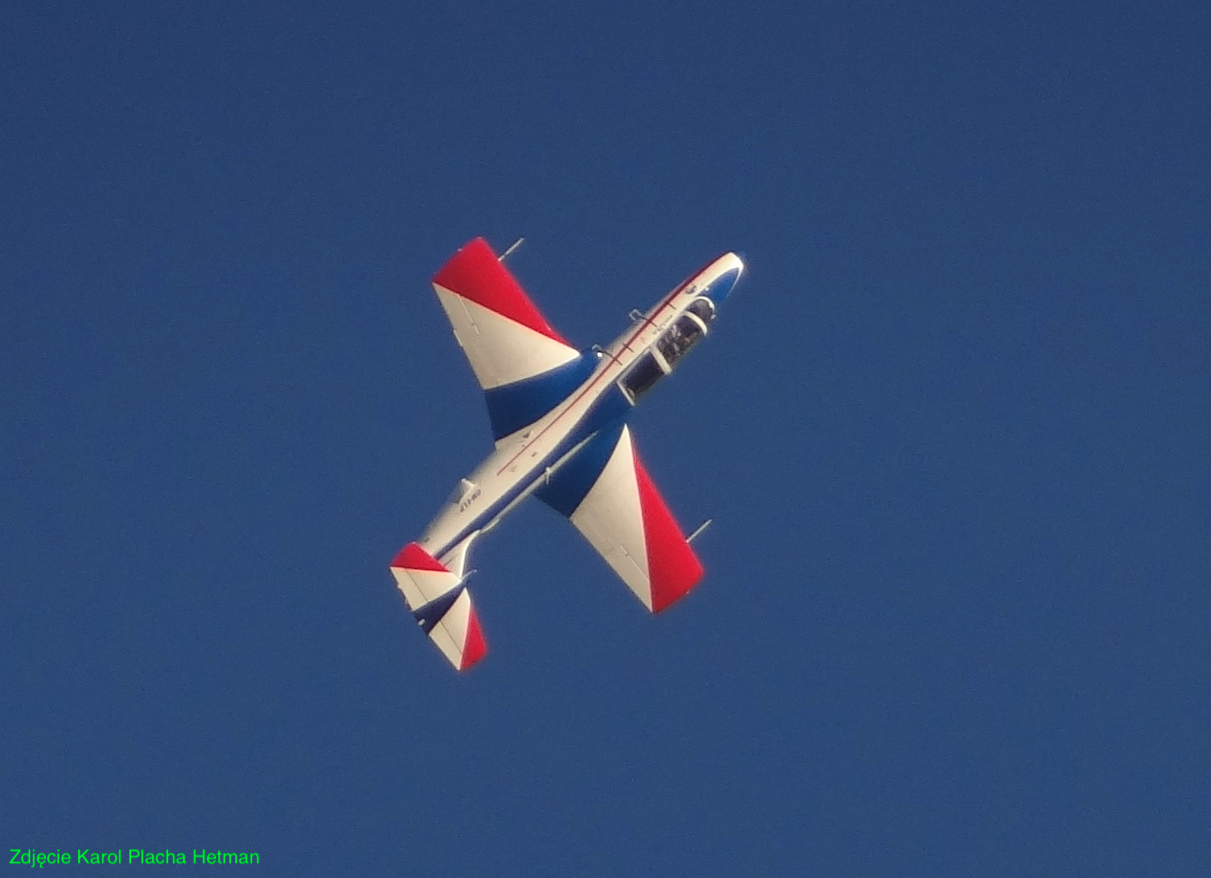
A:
[390, 543, 488, 671]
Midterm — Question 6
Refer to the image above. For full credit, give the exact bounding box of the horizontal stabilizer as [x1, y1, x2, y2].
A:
[390, 542, 488, 671]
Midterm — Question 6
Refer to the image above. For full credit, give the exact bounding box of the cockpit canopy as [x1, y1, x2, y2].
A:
[619, 297, 715, 403]
[657, 301, 711, 368]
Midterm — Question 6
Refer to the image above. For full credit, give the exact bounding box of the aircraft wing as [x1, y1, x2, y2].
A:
[431, 238, 596, 443]
[535, 423, 704, 611]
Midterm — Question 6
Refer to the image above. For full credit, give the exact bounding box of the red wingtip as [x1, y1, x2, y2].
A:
[459, 607, 488, 671]
[391, 542, 447, 573]
[431, 238, 568, 344]
[632, 453, 705, 613]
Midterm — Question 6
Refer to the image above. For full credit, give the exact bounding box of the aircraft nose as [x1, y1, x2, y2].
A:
[698, 253, 744, 307]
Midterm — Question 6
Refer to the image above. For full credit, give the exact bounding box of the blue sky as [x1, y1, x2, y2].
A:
[3, 2, 1209, 874]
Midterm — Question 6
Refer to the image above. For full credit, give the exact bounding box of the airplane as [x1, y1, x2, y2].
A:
[390, 237, 744, 670]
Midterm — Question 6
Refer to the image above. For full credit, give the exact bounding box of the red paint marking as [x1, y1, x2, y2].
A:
[433, 238, 569, 343]
[631, 447, 703, 612]
[460, 606, 488, 670]
[392, 542, 448, 573]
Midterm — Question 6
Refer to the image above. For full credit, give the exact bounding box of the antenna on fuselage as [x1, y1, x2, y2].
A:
[499, 237, 525, 261]
[686, 519, 713, 544]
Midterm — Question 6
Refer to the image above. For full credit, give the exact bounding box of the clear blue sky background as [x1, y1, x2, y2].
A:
[3, 2, 1209, 875]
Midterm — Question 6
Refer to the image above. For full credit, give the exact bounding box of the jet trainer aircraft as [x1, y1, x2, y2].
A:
[391, 238, 744, 670]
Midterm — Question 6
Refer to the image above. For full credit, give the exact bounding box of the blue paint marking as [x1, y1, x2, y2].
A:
[431, 384, 635, 558]
[484, 354, 598, 441]
[413, 585, 466, 634]
[535, 419, 626, 516]
[699, 266, 740, 307]
[583, 382, 633, 437]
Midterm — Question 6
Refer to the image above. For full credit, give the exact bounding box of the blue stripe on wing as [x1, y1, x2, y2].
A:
[534, 419, 627, 517]
[430, 383, 634, 560]
[484, 353, 598, 441]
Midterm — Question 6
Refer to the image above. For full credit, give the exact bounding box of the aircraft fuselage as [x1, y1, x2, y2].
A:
[417, 252, 743, 569]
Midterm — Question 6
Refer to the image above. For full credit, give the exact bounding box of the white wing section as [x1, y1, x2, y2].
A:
[540, 424, 704, 612]
[570, 429, 652, 602]
[433, 286, 580, 389]
[430, 237, 580, 391]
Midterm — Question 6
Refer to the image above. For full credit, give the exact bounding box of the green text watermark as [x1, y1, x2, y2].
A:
[10, 849, 260, 868]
